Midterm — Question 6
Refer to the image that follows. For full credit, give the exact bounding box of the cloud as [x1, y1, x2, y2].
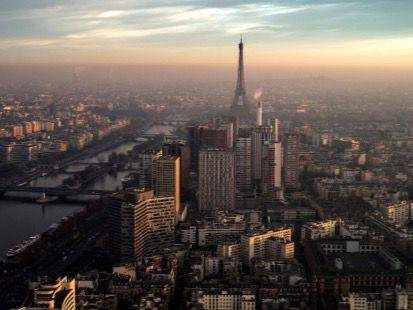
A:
[0, 39, 57, 49]
[0, 0, 412, 66]
[98, 10, 126, 18]
[65, 25, 193, 40]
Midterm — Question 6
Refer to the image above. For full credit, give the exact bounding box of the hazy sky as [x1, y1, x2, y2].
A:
[1, 0, 413, 67]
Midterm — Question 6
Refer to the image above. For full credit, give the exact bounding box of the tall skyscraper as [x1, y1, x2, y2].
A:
[262, 141, 283, 198]
[235, 136, 252, 193]
[106, 189, 175, 262]
[284, 133, 299, 190]
[229, 37, 249, 118]
[105, 194, 125, 261]
[249, 118, 283, 197]
[198, 148, 235, 212]
[268, 118, 280, 142]
[152, 155, 181, 221]
[201, 123, 233, 149]
[251, 127, 273, 187]
[137, 150, 162, 188]
[162, 139, 190, 192]
[187, 124, 208, 171]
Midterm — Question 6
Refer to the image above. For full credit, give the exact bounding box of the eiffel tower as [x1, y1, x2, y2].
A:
[229, 36, 250, 118]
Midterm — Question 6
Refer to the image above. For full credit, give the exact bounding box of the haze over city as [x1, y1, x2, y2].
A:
[1, 1, 413, 310]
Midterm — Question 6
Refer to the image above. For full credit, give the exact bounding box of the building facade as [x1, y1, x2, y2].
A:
[106, 190, 175, 262]
[284, 133, 299, 190]
[198, 149, 235, 212]
[153, 155, 181, 221]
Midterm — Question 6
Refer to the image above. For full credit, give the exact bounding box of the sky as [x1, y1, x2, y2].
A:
[1, 0, 413, 68]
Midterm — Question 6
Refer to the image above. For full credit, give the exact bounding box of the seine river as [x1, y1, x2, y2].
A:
[0, 140, 142, 259]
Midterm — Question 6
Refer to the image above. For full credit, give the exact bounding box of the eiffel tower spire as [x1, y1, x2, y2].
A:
[229, 36, 249, 117]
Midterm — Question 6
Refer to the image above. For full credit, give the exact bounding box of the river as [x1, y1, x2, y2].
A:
[75, 141, 140, 164]
[0, 139, 143, 259]
[0, 201, 84, 259]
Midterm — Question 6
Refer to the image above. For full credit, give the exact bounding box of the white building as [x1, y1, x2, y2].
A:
[381, 201, 412, 227]
[187, 289, 256, 310]
[241, 228, 292, 265]
[301, 219, 339, 241]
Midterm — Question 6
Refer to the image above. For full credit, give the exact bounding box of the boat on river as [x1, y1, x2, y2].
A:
[6, 235, 41, 258]
[36, 192, 58, 204]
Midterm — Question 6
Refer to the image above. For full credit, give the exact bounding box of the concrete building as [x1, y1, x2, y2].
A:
[204, 256, 242, 278]
[251, 127, 272, 185]
[268, 118, 280, 143]
[198, 149, 235, 212]
[162, 139, 190, 191]
[106, 189, 175, 262]
[382, 288, 413, 310]
[137, 150, 162, 188]
[217, 241, 241, 260]
[266, 237, 295, 260]
[0, 142, 38, 163]
[250, 124, 282, 195]
[241, 228, 293, 265]
[261, 141, 283, 198]
[20, 276, 76, 310]
[198, 223, 245, 246]
[381, 201, 412, 227]
[303, 239, 413, 297]
[186, 124, 208, 171]
[186, 288, 256, 310]
[301, 219, 339, 241]
[284, 133, 299, 190]
[153, 156, 181, 221]
[201, 123, 233, 149]
[235, 136, 252, 193]
[339, 293, 382, 310]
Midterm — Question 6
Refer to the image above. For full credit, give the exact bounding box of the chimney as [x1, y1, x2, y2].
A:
[257, 101, 262, 126]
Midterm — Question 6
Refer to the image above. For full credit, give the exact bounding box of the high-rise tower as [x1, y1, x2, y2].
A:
[106, 189, 175, 262]
[198, 148, 235, 212]
[230, 37, 249, 117]
[284, 133, 299, 190]
[152, 155, 181, 222]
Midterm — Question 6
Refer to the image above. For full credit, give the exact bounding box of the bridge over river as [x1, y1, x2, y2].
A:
[0, 186, 113, 197]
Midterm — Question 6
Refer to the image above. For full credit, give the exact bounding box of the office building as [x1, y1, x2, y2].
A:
[284, 133, 299, 189]
[241, 227, 293, 264]
[261, 141, 283, 198]
[303, 239, 413, 297]
[268, 118, 280, 142]
[187, 124, 208, 171]
[162, 139, 190, 191]
[153, 155, 181, 221]
[235, 136, 252, 193]
[200, 123, 233, 149]
[186, 288, 256, 310]
[251, 127, 273, 194]
[137, 150, 162, 188]
[301, 219, 339, 241]
[106, 189, 175, 262]
[198, 148, 235, 212]
[381, 201, 412, 227]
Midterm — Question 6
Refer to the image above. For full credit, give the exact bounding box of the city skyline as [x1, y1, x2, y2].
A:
[2, 2, 413, 309]
[1, 1, 413, 68]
